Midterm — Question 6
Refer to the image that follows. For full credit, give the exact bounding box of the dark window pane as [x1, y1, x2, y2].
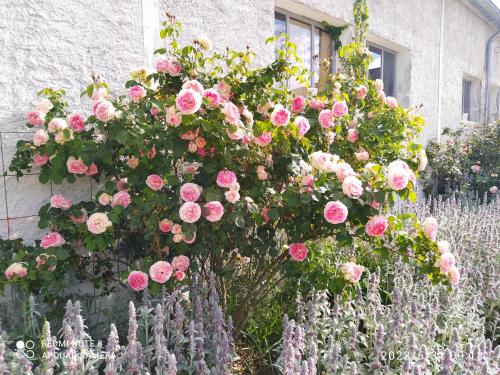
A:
[383, 50, 395, 96]
[368, 46, 382, 81]
[462, 79, 471, 120]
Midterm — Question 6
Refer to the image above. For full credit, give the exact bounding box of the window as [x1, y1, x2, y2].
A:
[462, 79, 471, 121]
[274, 10, 334, 89]
[368, 44, 396, 97]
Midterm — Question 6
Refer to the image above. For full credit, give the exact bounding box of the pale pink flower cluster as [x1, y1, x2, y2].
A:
[87, 213, 112, 234]
[221, 102, 241, 126]
[254, 131, 272, 146]
[67, 113, 86, 132]
[291, 96, 306, 113]
[490, 186, 498, 194]
[355, 150, 369, 161]
[93, 100, 115, 122]
[165, 106, 182, 126]
[172, 255, 190, 280]
[128, 85, 146, 102]
[40, 232, 65, 249]
[270, 104, 290, 127]
[176, 88, 202, 115]
[27, 98, 53, 126]
[288, 243, 308, 261]
[332, 101, 348, 117]
[50, 195, 72, 210]
[341, 262, 364, 283]
[256, 165, 268, 180]
[356, 85, 368, 99]
[66, 157, 88, 174]
[434, 247, 460, 285]
[324, 201, 348, 224]
[422, 217, 438, 240]
[158, 218, 173, 233]
[365, 216, 389, 237]
[342, 176, 363, 198]
[386, 160, 411, 191]
[111, 191, 132, 208]
[99, 193, 112, 205]
[310, 151, 339, 173]
[34, 153, 50, 166]
[309, 98, 326, 110]
[204, 201, 224, 222]
[5, 263, 28, 280]
[346, 128, 358, 143]
[179, 202, 202, 223]
[180, 183, 202, 202]
[33, 129, 49, 146]
[203, 88, 222, 107]
[128, 271, 148, 291]
[146, 174, 164, 191]
[149, 261, 173, 283]
[294, 116, 310, 137]
[471, 164, 481, 173]
[318, 110, 334, 129]
[155, 58, 182, 76]
[333, 161, 355, 182]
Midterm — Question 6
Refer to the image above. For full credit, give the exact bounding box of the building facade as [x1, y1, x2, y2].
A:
[0, 0, 499, 241]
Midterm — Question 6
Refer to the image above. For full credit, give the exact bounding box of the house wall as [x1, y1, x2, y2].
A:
[0, 0, 498, 242]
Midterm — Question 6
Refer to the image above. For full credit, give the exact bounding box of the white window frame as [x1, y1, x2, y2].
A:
[367, 42, 397, 97]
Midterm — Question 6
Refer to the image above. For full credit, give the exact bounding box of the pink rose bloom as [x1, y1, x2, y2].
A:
[225, 189, 240, 204]
[204, 201, 224, 222]
[341, 262, 364, 283]
[183, 233, 196, 244]
[490, 186, 498, 194]
[93, 100, 115, 122]
[180, 183, 202, 202]
[375, 79, 384, 91]
[386, 96, 398, 108]
[437, 240, 450, 254]
[33, 129, 49, 146]
[91, 87, 108, 102]
[128, 271, 148, 291]
[294, 116, 310, 137]
[356, 85, 368, 99]
[203, 88, 222, 107]
[261, 207, 270, 222]
[176, 89, 202, 115]
[309, 98, 326, 110]
[333, 162, 354, 182]
[347, 128, 358, 143]
[70, 209, 88, 224]
[254, 132, 272, 146]
[387, 166, 409, 191]
[355, 150, 369, 161]
[169, 60, 182, 76]
[175, 271, 186, 281]
[35, 253, 56, 271]
[216, 170, 237, 188]
[85, 163, 98, 176]
[165, 106, 182, 126]
[422, 217, 438, 240]
[348, 119, 358, 129]
[435, 252, 456, 274]
[182, 80, 204, 94]
[377, 90, 386, 100]
[117, 178, 129, 191]
[179, 202, 201, 223]
[98, 193, 112, 205]
[226, 128, 244, 142]
[36, 98, 53, 113]
[128, 157, 139, 169]
[87, 212, 112, 234]
[342, 176, 363, 198]
[149, 261, 173, 283]
[129, 85, 146, 103]
[448, 266, 460, 285]
[370, 200, 381, 209]
[66, 157, 88, 174]
[40, 232, 65, 249]
[5, 263, 28, 280]
[256, 165, 268, 180]
[318, 109, 334, 129]
[159, 219, 173, 233]
[302, 175, 314, 187]
[146, 174, 164, 191]
[291, 96, 306, 113]
[471, 164, 481, 173]
[50, 195, 72, 210]
[172, 255, 190, 271]
[146, 144, 157, 159]
[221, 102, 241, 125]
[288, 243, 308, 261]
[324, 201, 348, 224]
[34, 153, 49, 166]
[171, 224, 182, 235]
[67, 113, 86, 132]
[270, 104, 290, 126]
[365, 216, 389, 237]
[27, 110, 45, 126]
[155, 58, 171, 73]
[332, 101, 348, 117]
[111, 191, 131, 208]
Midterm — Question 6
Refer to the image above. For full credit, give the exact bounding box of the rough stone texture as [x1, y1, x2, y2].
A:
[0, 0, 499, 241]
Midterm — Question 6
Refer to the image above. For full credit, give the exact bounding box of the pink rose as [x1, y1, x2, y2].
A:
[309, 151, 337, 173]
[221, 102, 241, 125]
[203, 88, 222, 107]
[309, 98, 326, 110]
[34, 153, 49, 166]
[347, 128, 358, 143]
[180, 183, 202, 202]
[365, 216, 389, 237]
[111, 191, 131, 208]
[318, 110, 334, 129]
[216, 170, 237, 188]
[172, 255, 190, 271]
[341, 262, 364, 283]
[291, 96, 306, 113]
[225, 189, 240, 204]
[98, 193, 112, 205]
[342, 176, 363, 198]
[155, 58, 171, 73]
[91, 87, 108, 102]
[435, 252, 456, 274]
[66, 157, 88, 174]
[375, 79, 384, 91]
[387, 166, 409, 191]
[302, 175, 314, 187]
[270, 104, 290, 126]
[437, 240, 450, 254]
[171, 224, 182, 235]
[333, 162, 354, 182]
[128, 157, 139, 169]
[182, 80, 204, 94]
[165, 106, 182, 126]
[332, 101, 348, 117]
[33, 129, 49, 146]
[128, 271, 148, 291]
[447, 266, 460, 285]
[36, 98, 53, 113]
[117, 178, 129, 191]
[85, 163, 98, 176]
[289, 243, 308, 261]
[256, 165, 267, 180]
[204, 201, 224, 222]
[67, 113, 86, 132]
[146, 174, 164, 191]
[175, 271, 186, 281]
[50, 195, 72, 210]
[129, 85, 146, 103]
[175, 89, 202, 115]
[179, 202, 201, 223]
[159, 219, 173, 233]
[27, 110, 45, 126]
[356, 85, 368, 99]
[168, 60, 182, 76]
[254, 132, 272, 146]
[324, 201, 348, 224]
[93, 100, 115, 122]
[294, 116, 310, 137]
[471, 164, 481, 173]
[422, 217, 438, 240]
[70, 209, 88, 224]
[40, 232, 65, 249]
[5, 263, 28, 280]
[183, 233, 196, 244]
[261, 207, 270, 222]
[86, 212, 112, 234]
[149, 261, 173, 283]
[355, 151, 369, 161]
[490, 186, 498, 194]
[385, 96, 398, 108]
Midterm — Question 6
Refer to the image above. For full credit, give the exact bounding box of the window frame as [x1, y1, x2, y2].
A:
[462, 79, 472, 121]
[367, 42, 397, 97]
[274, 7, 335, 87]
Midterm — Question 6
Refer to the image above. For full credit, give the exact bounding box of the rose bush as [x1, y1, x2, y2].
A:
[4, 11, 454, 330]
